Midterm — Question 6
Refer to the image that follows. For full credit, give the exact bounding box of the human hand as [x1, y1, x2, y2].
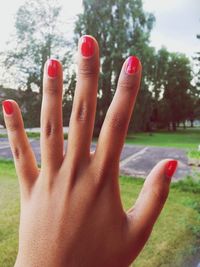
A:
[2, 35, 177, 267]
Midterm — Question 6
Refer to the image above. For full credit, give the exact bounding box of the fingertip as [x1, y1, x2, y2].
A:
[2, 100, 14, 115]
[116, 55, 142, 94]
[146, 159, 178, 187]
[45, 58, 63, 79]
[124, 56, 142, 76]
[2, 99, 20, 116]
[78, 35, 99, 58]
[164, 159, 178, 181]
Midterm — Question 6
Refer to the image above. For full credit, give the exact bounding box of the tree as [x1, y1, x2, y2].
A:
[159, 53, 193, 131]
[195, 33, 200, 91]
[192, 31, 200, 120]
[75, 0, 156, 133]
[2, 0, 71, 94]
[63, 72, 77, 125]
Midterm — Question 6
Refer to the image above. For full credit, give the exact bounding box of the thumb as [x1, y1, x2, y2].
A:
[125, 159, 178, 259]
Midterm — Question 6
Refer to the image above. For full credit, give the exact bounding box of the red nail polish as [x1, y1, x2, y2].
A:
[165, 160, 178, 179]
[125, 56, 140, 74]
[81, 35, 95, 57]
[2, 100, 13, 115]
[47, 59, 59, 78]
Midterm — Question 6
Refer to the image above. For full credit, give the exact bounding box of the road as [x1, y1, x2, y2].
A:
[0, 138, 190, 180]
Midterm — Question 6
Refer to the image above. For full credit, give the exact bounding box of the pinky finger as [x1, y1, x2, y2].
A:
[2, 100, 39, 196]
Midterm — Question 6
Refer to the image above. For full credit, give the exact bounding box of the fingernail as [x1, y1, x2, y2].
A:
[2, 100, 14, 115]
[125, 56, 140, 75]
[165, 160, 178, 180]
[81, 35, 95, 57]
[47, 59, 59, 78]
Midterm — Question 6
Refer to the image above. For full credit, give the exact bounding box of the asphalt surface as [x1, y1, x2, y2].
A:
[0, 138, 190, 180]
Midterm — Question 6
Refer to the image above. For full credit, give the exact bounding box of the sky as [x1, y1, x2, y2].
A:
[143, 0, 199, 58]
[0, 0, 199, 74]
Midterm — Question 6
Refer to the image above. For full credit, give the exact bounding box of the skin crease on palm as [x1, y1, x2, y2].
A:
[2, 35, 178, 267]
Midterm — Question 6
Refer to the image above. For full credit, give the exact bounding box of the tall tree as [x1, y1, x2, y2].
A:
[192, 32, 200, 120]
[160, 53, 193, 131]
[195, 33, 200, 91]
[2, 0, 71, 94]
[75, 0, 155, 133]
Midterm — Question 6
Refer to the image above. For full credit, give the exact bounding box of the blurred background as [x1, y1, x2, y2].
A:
[0, 0, 199, 132]
[0, 0, 199, 266]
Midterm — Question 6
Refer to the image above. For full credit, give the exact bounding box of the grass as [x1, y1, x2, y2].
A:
[121, 177, 200, 267]
[126, 128, 200, 150]
[188, 150, 200, 159]
[0, 160, 200, 267]
[1, 127, 199, 147]
[0, 132, 69, 140]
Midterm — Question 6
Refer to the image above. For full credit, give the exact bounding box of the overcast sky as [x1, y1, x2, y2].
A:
[0, 0, 199, 58]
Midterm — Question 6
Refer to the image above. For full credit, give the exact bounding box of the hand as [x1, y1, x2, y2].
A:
[2, 35, 177, 267]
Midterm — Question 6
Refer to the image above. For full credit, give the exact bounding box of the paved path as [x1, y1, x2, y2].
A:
[0, 138, 190, 180]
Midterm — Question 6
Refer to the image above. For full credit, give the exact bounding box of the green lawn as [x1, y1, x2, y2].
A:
[0, 160, 200, 267]
[1, 127, 199, 149]
[126, 128, 200, 150]
[0, 132, 67, 140]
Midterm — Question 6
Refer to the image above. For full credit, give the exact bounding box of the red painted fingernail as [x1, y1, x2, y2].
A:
[125, 56, 140, 74]
[81, 35, 95, 57]
[165, 160, 178, 180]
[2, 100, 14, 115]
[47, 59, 59, 78]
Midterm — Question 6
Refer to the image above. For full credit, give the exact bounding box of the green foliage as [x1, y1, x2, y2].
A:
[192, 33, 200, 121]
[74, 0, 195, 133]
[75, 0, 156, 134]
[171, 176, 200, 194]
[0, 0, 197, 130]
[194, 33, 200, 92]
[2, 0, 71, 94]
[151, 50, 194, 130]
[63, 72, 76, 125]
[188, 150, 200, 159]
[0, 87, 41, 127]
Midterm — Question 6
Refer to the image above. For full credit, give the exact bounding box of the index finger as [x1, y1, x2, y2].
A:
[94, 56, 142, 169]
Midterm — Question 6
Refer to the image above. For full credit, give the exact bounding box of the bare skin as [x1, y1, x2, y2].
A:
[2, 35, 177, 267]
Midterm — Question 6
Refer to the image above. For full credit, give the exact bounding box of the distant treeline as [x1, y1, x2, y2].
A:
[0, 0, 199, 133]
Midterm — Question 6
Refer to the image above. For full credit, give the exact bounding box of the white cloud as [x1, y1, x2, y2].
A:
[143, 0, 200, 58]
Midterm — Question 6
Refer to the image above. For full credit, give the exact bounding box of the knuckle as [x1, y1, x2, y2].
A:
[73, 102, 91, 123]
[12, 144, 29, 161]
[43, 121, 61, 138]
[79, 61, 98, 78]
[7, 122, 21, 133]
[45, 85, 60, 96]
[13, 147, 20, 160]
[118, 79, 134, 92]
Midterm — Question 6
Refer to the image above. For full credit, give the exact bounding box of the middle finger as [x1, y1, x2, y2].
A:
[40, 59, 64, 174]
[64, 35, 99, 166]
